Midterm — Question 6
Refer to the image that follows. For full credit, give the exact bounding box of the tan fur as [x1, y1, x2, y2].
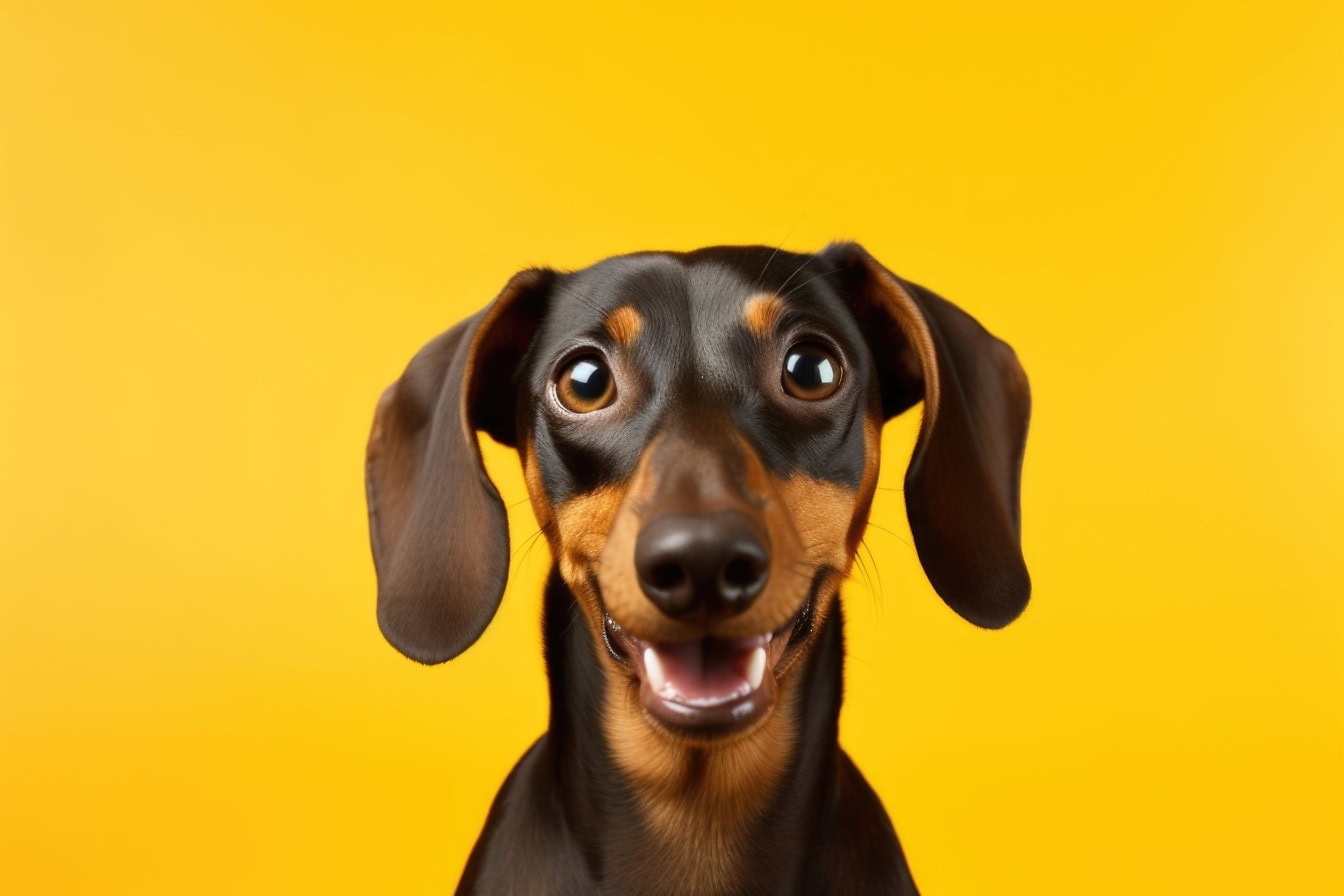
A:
[742, 293, 784, 337]
[551, 485, 626, 583]
[522, 442, 554, 536]
[604, 304, 644, 347]
[774, 476, 855, 571]
[523, 438, 631, 645]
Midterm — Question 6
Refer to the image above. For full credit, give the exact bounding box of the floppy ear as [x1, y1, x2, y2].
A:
[365, 269, 554, 664]
[820, 242, 1031, 628]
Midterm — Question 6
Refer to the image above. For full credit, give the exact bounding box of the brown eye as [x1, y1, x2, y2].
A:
[556, 354, 616, 412]
[782, 344, 841, 400]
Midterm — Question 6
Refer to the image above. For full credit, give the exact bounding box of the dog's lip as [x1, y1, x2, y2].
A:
[602, 597, 812, 672]
[602, 598, 814, 737]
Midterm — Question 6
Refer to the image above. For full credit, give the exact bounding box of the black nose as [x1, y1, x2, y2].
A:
[634, 511, 770, 621]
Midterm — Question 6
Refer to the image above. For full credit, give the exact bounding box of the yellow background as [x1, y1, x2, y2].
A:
[3, 1, 1341, 892]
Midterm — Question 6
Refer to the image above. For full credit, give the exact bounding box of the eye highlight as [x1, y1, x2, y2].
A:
[782, 343, 842, 400]
[556, 354, 616, 412]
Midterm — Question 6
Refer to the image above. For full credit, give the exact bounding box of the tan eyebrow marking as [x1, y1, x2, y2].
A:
[604, 304, 643, 347]
[742, 293, 784, 337]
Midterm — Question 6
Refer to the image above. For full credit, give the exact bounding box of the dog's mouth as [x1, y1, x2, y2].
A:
[602, 596, 816, 738]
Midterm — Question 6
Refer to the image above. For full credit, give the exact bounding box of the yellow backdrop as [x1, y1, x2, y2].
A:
[3, 1, 1341, 892]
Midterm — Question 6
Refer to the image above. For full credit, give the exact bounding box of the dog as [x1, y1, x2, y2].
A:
[365, 242, 1031, 895]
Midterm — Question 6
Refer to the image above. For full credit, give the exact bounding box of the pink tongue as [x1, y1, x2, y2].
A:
[653, 639, 752, 702]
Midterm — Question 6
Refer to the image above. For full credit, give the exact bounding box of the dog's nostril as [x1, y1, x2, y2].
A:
[722, 555, 763, 591]
[648, 562, 687, 592]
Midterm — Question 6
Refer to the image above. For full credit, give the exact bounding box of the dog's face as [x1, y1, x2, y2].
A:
[517, 249, 883, 736]
[516, 251, 892, 736]
[366, 243, 1030, 742]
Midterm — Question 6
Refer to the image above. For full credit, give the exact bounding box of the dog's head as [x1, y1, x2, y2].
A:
[366, 243, 1030, 739]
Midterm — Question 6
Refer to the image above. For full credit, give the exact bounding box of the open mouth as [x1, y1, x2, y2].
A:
[602, 597, 815, 737]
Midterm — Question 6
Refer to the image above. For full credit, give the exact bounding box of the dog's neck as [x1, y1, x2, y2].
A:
[541, 571, 847, 894]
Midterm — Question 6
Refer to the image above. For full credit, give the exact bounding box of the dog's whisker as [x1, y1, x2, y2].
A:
[755, 210, 810, 290]
[851, 547, 876, 598]
[780, 267, 841, 301]
[510, 526, 541, 556]
[863, 537, 884, 600]
[858, 536, 885, 607]
[862, 520, 915, 552]
[514, 526, 548, 565]
[774, 254, 815, 297]
[756, 244, 785, 291]
[758, 192, 817, 291]
[558, 285, 610, 320]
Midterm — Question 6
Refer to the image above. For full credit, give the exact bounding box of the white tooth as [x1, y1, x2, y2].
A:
[643, 647, 667, 694]
[746, 646, 767, 691]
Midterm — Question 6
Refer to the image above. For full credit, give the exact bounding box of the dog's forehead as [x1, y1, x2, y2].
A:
[537, 247, 851, 358]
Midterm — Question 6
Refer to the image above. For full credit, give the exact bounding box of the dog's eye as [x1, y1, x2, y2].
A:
[782, 344, 841, 400]
[556, 355, 616, 412]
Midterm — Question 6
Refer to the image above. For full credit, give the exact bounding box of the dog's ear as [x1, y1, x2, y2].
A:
[366, 268, 555, 664]
[820, 242, 1031, 628]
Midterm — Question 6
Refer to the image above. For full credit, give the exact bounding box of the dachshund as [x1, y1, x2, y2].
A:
[365, 242, 1031, 895]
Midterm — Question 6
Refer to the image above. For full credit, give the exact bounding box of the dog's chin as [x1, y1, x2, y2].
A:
[601, 597, 816, 740]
